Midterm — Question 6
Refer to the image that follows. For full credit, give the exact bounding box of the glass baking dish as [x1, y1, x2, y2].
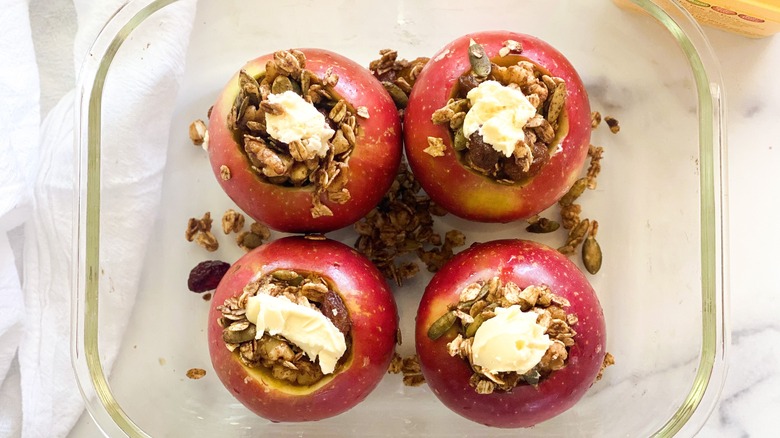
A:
[71, 0, 729, 436]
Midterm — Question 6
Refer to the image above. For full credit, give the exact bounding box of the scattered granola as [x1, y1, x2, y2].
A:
[590, 111, 602, 128]
[434, 278, 579, 393]
[551, 114, 611, 269]
[186, 368, 207, 379]
[228, 50, 360, 218]
[217, 269, 352, 386]
[189, 119, 207, 146]
[368, 49, 429, 117]
[220, 164, 231, 181]
[235, 222, 271, 251]
[186, 212, 218, 252]
[586, 146, 604, 190]
[221, 209, 245, 234]
[424, 137, 446, 157]
[596, 352, 615, 381]
[429, 40, 566, 185]
[604, 116, 620, 134]
[354, 161, 465, 286]
[389, 354, 425, 387]
[558, 218, 590, 255]
[388, 352, 403, 374]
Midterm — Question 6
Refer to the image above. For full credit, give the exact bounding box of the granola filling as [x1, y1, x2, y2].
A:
[227, 49, 365, 218]
[429, 277, 577, 394]
[429, 40, 569, 185]
[217, 269, 353, 386]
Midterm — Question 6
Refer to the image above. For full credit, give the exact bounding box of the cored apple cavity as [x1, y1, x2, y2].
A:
[208, 49, 402, 233]
[208, 237, 398, 422]
[216, 268, 353, 387]
[404, 31, 592, 223]
[415, 239, 607, 428]
[434, 40, 569, 185]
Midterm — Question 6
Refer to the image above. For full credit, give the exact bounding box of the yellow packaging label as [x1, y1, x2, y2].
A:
[614, 0, 780, 38]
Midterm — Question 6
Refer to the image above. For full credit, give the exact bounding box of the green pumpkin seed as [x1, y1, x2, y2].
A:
[427, 311, 457, 340]
[271, 269, 303, 285]
[271, 75, 294, 94]
[559, 178, 588, 207]
[222, 324, 257, 344]
[382, 81, 408, 108]
[526, 218, 561, 234]
[546, 82, 566, 123]
[522, 369, 541, 386]
[239, 70, 261, 101]
[465, 313, 488, 338]
[582, 227, 603, 275]
[453, 130, 468, 151]
[468, 39, 491, 79]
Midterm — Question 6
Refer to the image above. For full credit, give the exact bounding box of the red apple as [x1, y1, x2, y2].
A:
[415, 239, 606, 428]
[208, 49, 402, 233]
[404, 31, 591, 222]
[208, 237, 398, 422]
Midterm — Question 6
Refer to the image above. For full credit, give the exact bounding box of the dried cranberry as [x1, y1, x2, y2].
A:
[188, 260, 231, 293]
[320, 291, 351, 335]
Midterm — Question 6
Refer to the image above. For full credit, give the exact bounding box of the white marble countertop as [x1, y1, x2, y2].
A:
[24, 1, 780, 436]
[696, 28, 780, 438]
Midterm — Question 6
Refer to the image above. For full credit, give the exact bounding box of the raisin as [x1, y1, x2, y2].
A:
[320, 291, 351, 335]
[465, 132, 501, 173]
[188, 260, 231, 292]
[457, 73, 481, 97]
[502, 141, 549, 182]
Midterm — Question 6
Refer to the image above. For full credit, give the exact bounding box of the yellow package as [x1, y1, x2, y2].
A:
[614, 0, 780, 38]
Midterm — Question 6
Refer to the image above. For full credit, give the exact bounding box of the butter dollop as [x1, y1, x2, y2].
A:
[245, 293, 346, 375]
[264, 91, 335, 158]
[471, 305, 552, 374]
[462, 80, 537, 157]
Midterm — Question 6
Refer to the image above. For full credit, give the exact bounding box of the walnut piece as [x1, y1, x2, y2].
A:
[189, 119, 207, 146]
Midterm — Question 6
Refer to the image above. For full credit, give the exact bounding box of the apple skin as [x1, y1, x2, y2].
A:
[208, 237, 399, 422]
[208, 49, 402, 233]
[404, 31, 591, 222]
[415, 239, 606, 428]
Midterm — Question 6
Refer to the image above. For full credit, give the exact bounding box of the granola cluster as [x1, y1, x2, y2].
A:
[354, 161, 466, 286]
[228, 50, 366, 218]
[388, 353, 425, 387]
[428, 40, 567, 185]
[368, 49, 429, 116]
[216, 269, 352, 386]
[429, 277, 578, 395]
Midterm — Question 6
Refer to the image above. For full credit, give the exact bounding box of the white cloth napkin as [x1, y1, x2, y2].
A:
[0, 0, 196, 436]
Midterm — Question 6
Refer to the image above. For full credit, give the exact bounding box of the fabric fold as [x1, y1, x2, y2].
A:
[1, 0, 198, 436]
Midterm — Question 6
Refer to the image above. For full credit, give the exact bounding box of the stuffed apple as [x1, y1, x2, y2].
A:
[415, 239, 607, 427]
[207, 49, 402, 233]
[208, 237, 398, 422]
[404, 31, 591, 222]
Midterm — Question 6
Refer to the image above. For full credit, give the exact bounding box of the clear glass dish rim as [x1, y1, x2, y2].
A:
[70, 1, 730, 436]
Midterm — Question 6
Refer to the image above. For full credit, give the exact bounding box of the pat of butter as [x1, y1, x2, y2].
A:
[471, 305, 552, 374]
[245, 293, 346, 375]
[462, 80, 537, 158]
[265, 91, 335, 158]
